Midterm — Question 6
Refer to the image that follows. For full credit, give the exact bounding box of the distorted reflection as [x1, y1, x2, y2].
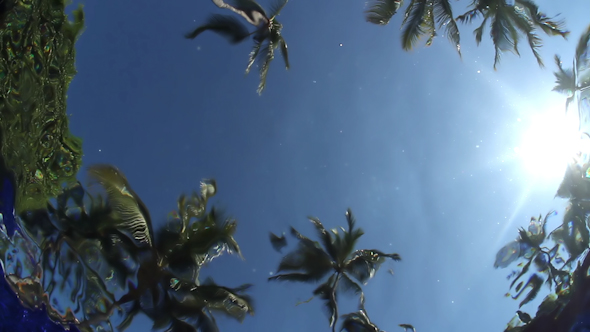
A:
[0, 164, 251, 332]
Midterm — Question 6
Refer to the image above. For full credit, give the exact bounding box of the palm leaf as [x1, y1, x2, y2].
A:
[575, 24, 590, 79]
[185, 14, 251, 44]
[515, 0, 569, 38]
[339, 209, 364, 263]
[313, 275, 339, 329]
[340, 294, 380, 332]
[246, 40, 263, 74]
[268, 272, 326, 283]
[186, 207, 243, 260]
[510, 7, 544, 67]
[365, 0, 403, 25]
[213, 0, 269, 26]
[344, 249, 401, 284]
[194, 311, 220, 332]
[308, 216, 338, 262]
[196, 278, 255, 322]
[167, 318, 200, 332]
[279, 36, 290, 69]
[455, 8, 481, 24]
[338, 273, 363, 296]
[433, 0, 461, 55]
[422, 3, 436, 47]
[512, 274, 543, 307]
[473, 16, 488, 45]
[490, 10, 520, 70]
[267, 0, 289, 19]
[87, 164, 154, 248]
[401, 0, 428, 51]
[269, 231, 287, 252]
[270, 228, 334, 280]
[231, 0, 268, 16]
[345, 208, 357, 235]
[256, 40, 274, 95]
[399, 324, 416, 332]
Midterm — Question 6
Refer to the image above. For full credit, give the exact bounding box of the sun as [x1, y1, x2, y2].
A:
[514, 110, 583, 179]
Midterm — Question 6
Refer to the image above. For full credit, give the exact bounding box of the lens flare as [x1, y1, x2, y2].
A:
[515, 111, 582, 179]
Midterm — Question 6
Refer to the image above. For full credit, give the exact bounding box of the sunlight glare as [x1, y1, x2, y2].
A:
[515, 110, 580, 178]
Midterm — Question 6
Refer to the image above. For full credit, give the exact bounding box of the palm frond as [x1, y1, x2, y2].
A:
[196, 278, 255, 322]
[344, 249, 401, 284]
[423, 3, 436, 47]
[338, 273, 363, 296]
[515, 0, 569, 38]
[313, 275, 339, 329]
[433, 0, 461, 56]
[399, 324, 416, 332]
[365, 0, 403, 25]
[168, 318, 201, 332]
[271, 229, 334, 280]
[308, 216, 338, 262]
[231, 0, 268, 15]
[513, 274, 543, 308]
[401, 0, 428, 51]
[269, 231, 287, 252]
[473, 16, 488, 45]
[246, 40, 263, 74]
[257, 40, 274, 95]
[185, 14, 251, 44]
[490, 10, 520, 70]
[267, 0, 289, 19]
[511, 7, 544, 67]
[268, 272, 326, 283]
[455, 8, 480, 24]
[340, 294, 380, 332]
[345, 208, 357, 234]
[575, 24, 590, 79]
[213, 0, 269, 26]
[186, 207, 243, 260]
[340, 209, 365, 263]
[87, 164, 154, 248]
[279, 36, 290, 69]
[195, 312, 220, 332]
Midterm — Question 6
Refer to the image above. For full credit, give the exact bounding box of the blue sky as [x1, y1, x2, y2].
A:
[57, 0, 590, 331]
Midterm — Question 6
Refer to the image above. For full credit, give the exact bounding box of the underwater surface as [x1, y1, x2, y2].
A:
[1, 0, 590, 331]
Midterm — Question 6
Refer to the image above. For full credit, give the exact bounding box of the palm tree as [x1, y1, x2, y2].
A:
[268, 208, 401, 332]
[20, 164, 252, 332]
[365, 0, 461, 56]
[456, 0, 569, 69]
[553, 24, 590, 124]
[116, 274, 254, 332]
[185, 0, 290, 95]
[113, 179, 249, 332]
[156, 185, 243, 284]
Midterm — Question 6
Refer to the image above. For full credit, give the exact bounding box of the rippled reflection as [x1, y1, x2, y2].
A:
[0, 165, 252, 331]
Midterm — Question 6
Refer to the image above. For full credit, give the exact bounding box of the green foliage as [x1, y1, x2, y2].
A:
[552, 24, 590, 116]
[0, 0, 85, 213]
[269, 209, 402, 332]
[365, 0, 461, 55]
[13, 164, 252, 332]
[185, 0, 290, 95]
[456, 0, 569, 69]
[499, 28, 590, 330]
